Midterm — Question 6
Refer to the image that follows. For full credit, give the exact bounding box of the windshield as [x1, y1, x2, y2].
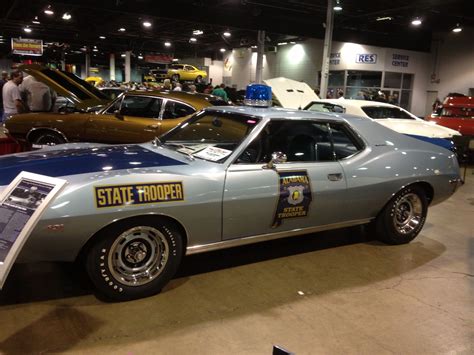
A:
[307, 102, 345, 113]
[160, 112, 261, 163]
[361, 106, 415, 119]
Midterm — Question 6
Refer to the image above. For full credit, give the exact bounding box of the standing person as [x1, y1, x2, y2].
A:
[211, 83, 229, 101]
[0, 71, 8, 120]
[21, 75, 57, 112]
[203, 84, 213, 94]
[173, 82, 182, 91]
[188, 84, 197, 93]
[162, 79, 172, 90]
[2, 70, 28, 121]
[337, 90, 345, 100]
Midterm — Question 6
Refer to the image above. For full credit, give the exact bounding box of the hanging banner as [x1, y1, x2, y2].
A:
[0, 172, 66, 288]
[144, 54, 174, 64]
[11, 38, 43, 56]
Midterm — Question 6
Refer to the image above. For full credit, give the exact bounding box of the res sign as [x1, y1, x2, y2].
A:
[356, 53, 377, 64]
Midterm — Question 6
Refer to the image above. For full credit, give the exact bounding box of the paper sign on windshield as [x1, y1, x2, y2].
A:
[194, 146, 232, 161]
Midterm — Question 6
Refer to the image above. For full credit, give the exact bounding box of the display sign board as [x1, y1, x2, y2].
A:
[356, 53, 377, 64]
[392, 53, 409, 67]
[0, 172, 66, 288]
[11, 38, 43, 56]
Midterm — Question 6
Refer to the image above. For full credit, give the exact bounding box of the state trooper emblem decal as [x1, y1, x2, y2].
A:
[272, 170, 312, 228]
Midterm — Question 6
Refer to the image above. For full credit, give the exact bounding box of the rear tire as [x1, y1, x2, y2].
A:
[375, 185, 428, 245]
[85, 217, 183, 301]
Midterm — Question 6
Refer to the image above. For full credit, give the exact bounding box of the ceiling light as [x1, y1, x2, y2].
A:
[142, 21, 152, 28]
[32, 16, 41, 24]
[138, 55, 143, 59]
[290, 41, 296, 44]
[277, 42, 288, 46]
[99, 36, 106, 39]
[333, 0, 342, 11]
[173, 58, 179, 62]
[118, 27, 126, 32]
[220, 48, 226, 52]
[164, 42, 171, 47]
[452, 23, 462, 33]
[121, 53, 126, 57]
[93, 48, 98, 52]
[376, 16, 393, 21]
[223, 31, 231, 37]
[190, 37, 197, 42]
[44, 6, 54, 15]
[62, 12, 72, 20]
[23, 27, 32, 33]
[411, 18, 422, 26]
[193, 30, 203, 35]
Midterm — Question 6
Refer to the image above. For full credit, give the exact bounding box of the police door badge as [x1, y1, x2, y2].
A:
[272, 170, 312, 228]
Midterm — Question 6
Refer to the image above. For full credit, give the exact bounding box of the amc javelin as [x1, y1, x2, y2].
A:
[0, 105, 460, 301]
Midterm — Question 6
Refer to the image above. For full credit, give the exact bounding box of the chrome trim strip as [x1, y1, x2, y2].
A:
[186, 218, 373, 255]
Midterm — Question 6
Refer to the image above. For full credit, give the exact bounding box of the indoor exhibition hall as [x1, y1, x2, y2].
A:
[0, 0, 472, 354]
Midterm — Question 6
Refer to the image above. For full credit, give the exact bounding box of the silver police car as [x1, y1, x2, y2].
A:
[0, 105, 461, 301]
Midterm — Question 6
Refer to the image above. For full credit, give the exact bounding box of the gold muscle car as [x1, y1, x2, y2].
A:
[151, 64, 207, 83]
[4, 65, 227, 147]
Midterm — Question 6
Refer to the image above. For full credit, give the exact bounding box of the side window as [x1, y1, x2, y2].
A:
[162, 101, 195, 119]
[105, 96, 123, 114]
[185, 65, 194, 71]
[236, 121, 335, 164]
[329, 123, 363, 159]
[120, 96, 162, 118]
[361, 106, 413, 119]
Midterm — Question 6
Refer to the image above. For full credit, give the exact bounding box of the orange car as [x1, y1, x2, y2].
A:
[4, 65, 228, 148]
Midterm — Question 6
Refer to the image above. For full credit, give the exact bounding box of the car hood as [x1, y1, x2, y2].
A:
[0, 144, 187, 186]
[264, 77, 319, 109]
[19, 64, 110, 110]
[374, 119, 461, 138]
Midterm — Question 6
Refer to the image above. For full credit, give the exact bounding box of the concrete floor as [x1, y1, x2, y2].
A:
[0, 169, 473, 354]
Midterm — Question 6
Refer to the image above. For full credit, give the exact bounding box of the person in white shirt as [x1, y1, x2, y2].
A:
[2, 70, 28, 121]
[173, 82, 182, 92]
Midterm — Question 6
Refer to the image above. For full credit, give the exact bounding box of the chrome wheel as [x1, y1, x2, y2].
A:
[108, 226, 169, 287]
[393, 193, 423, 234]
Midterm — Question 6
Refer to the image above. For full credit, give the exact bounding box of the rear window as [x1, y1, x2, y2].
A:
[361, 106, 414, 119]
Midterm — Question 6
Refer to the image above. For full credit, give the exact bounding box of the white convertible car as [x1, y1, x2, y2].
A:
[304, 99, 461, 151]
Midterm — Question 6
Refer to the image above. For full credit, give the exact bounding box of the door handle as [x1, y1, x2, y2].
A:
[327, 173, 343, 181]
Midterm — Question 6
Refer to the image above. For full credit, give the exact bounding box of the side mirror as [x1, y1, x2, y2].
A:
[264, 151, 287, 169]
[114, 110, 124, 120]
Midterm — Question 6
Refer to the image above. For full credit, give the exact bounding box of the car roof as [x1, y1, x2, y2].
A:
[311, 99, 398, 109]
[204, 105, 347, 121]
[125, 90, 223, 107]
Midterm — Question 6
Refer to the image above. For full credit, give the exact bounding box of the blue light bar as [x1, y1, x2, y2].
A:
[244, 84, 272, 107]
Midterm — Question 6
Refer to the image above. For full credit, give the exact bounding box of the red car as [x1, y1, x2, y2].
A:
[426, 96, 474, 136]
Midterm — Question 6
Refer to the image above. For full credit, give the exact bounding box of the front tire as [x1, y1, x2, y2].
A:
[375, 185, 428, 245]
[171, 74, 180, 82]
[31, 132, 66, 148]
[85, 217, 183, 301]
